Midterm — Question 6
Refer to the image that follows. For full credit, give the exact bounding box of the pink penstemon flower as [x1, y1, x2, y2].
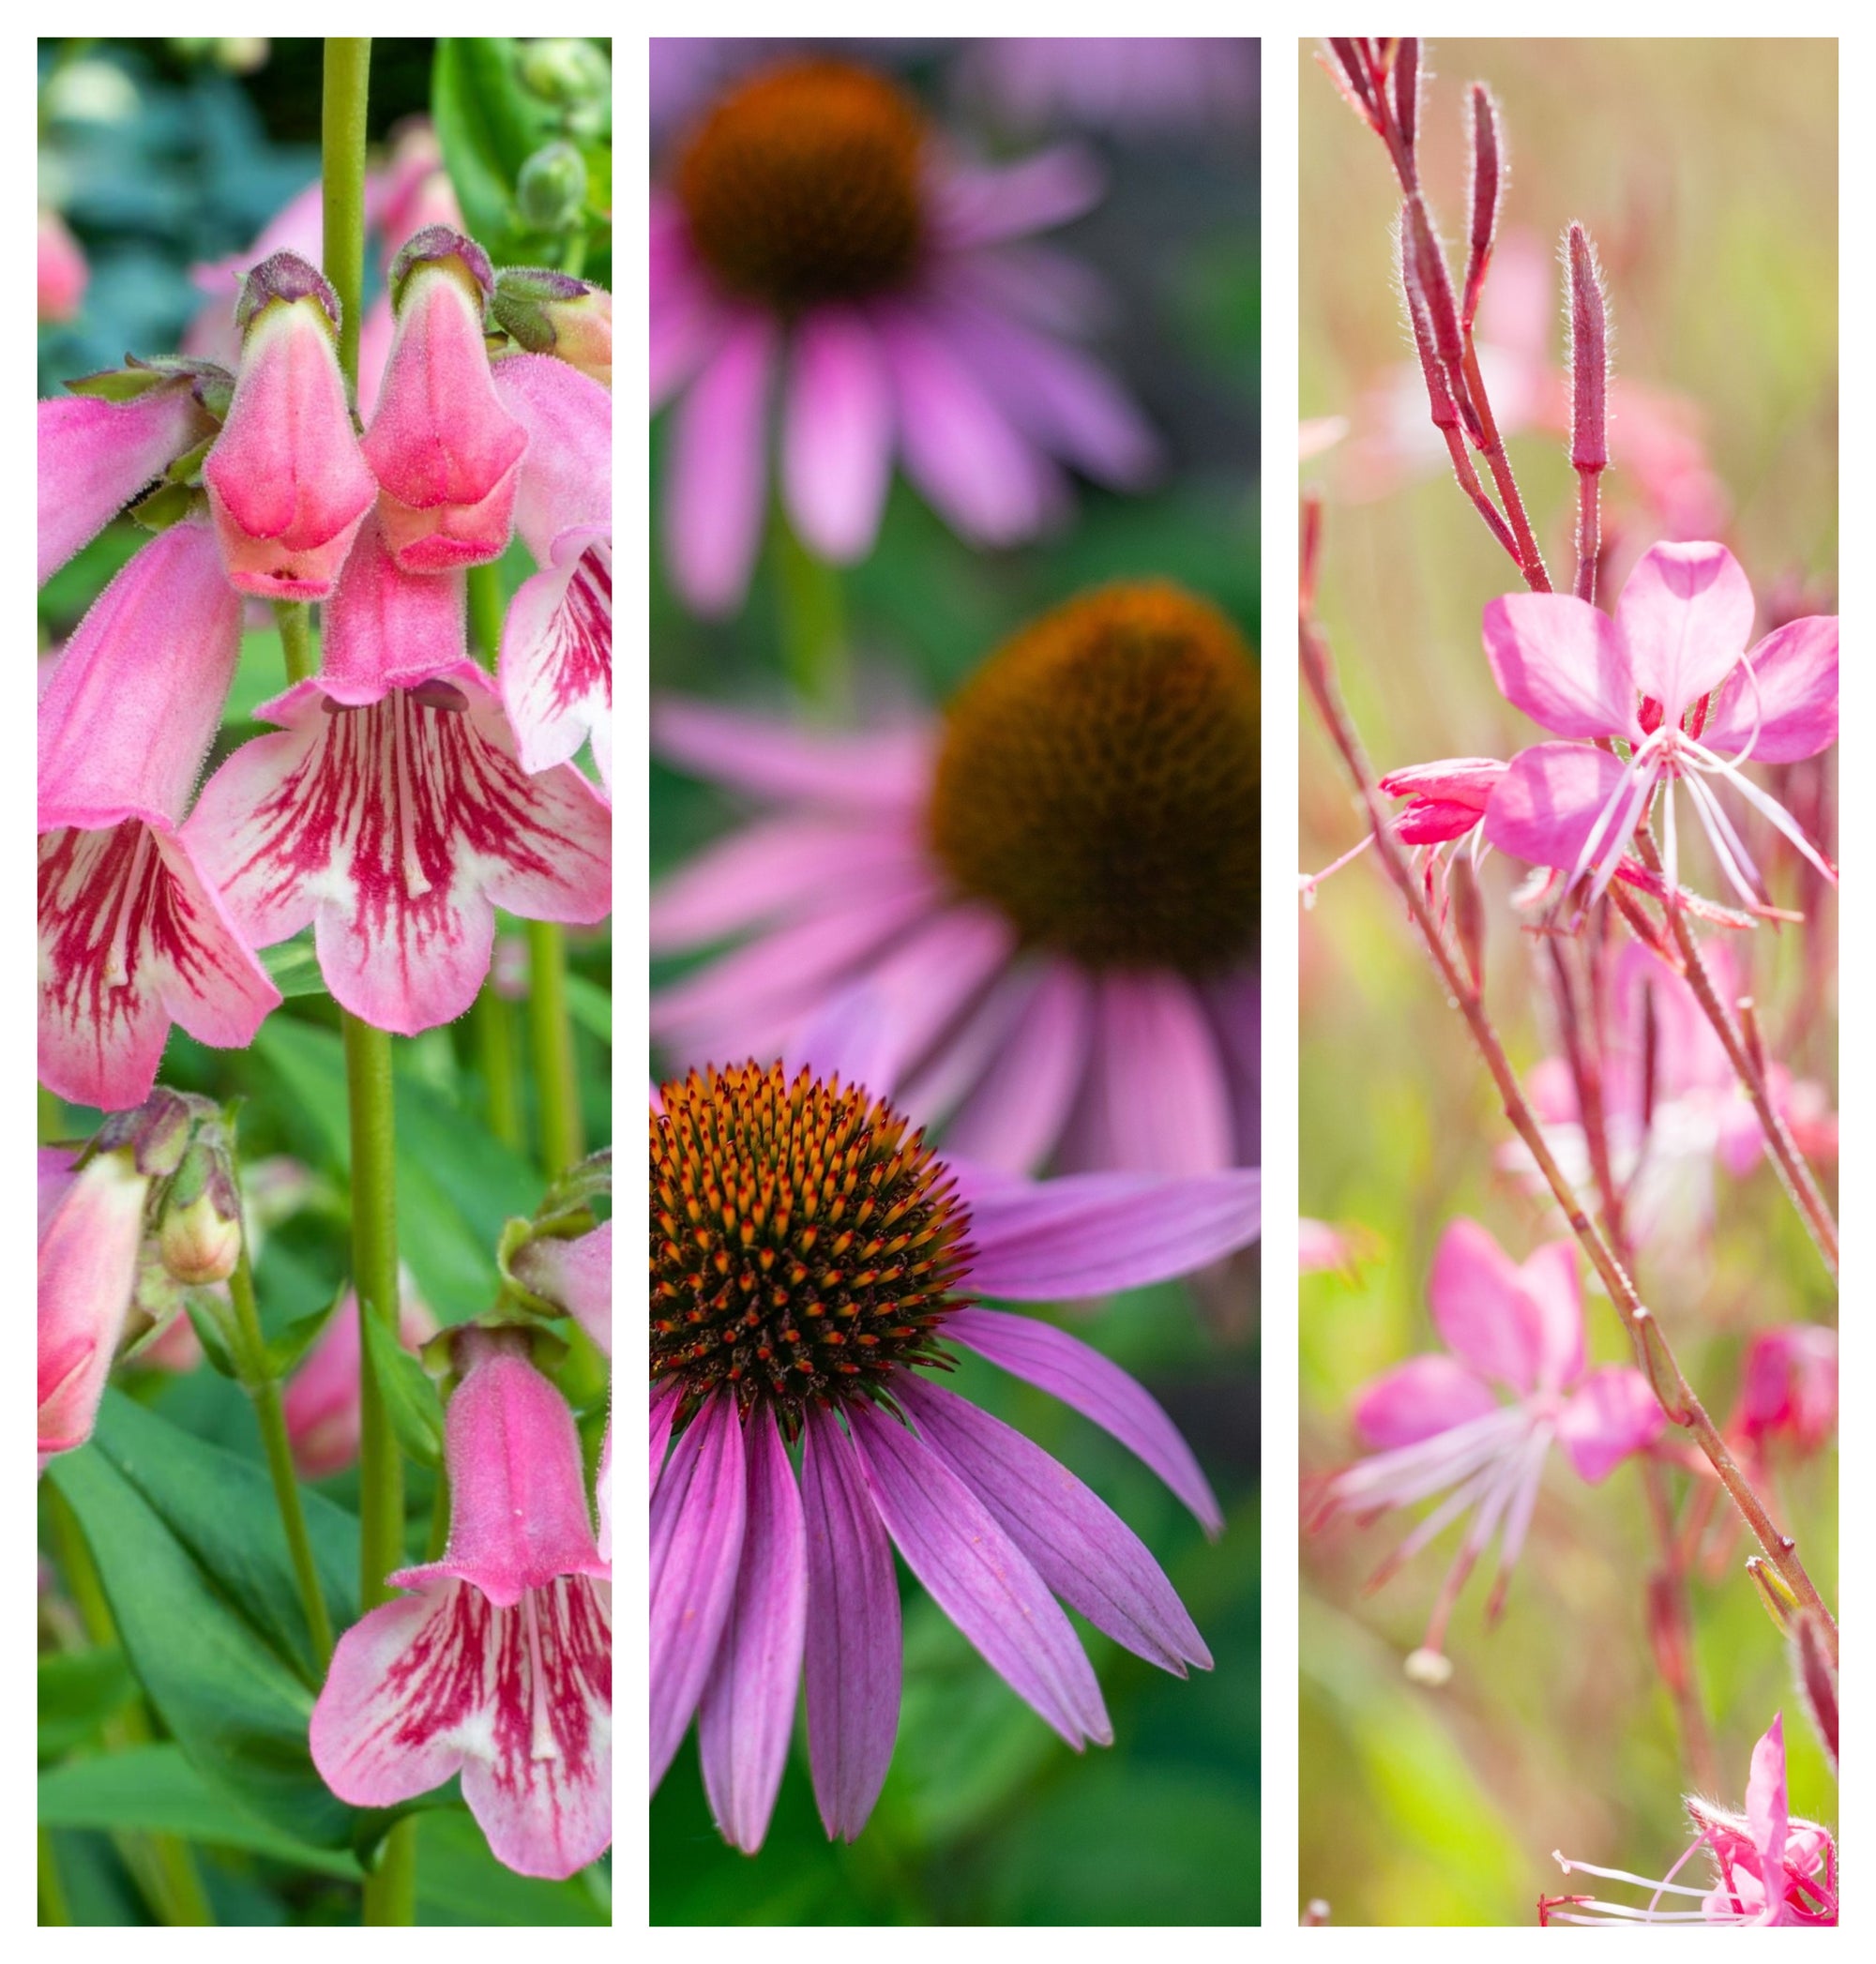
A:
[1481, 541, 1839, 915]
[310, 1329, 611, 1881]
[281, 1281, 439, 1480]
[1542, 1714, 1837, 1925]
[651, 1011, 1256, 1853]
[653, 55, 1157, 614]
[1316, 1218, 1663, 1681]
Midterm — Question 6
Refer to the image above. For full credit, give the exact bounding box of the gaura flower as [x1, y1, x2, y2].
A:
[1316, 1217, 1663, 1679]
[202, 252, 379, 599]
[492, 353, 613, 789]
[311, 1331, 611, 1881]
[1735, 1325, 1837, 1459]
[282, 1282, 440, 1479]
[38, 521, 280, 1110]
[650, 1019, 1257, 1852]
[653, 582, 1259, 1183]
[1543, 1714, 1837, 1925]
[1482, 542, 1838, 914]
[362, 228, 528, 572]
[654, 56, 1157, 613]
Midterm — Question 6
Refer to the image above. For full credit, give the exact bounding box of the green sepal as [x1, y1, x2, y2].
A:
[127, 478, 204, 536]
[183, 1293, 243, 1382]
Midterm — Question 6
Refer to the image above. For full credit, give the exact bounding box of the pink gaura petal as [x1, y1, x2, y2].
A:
[697, 1405, 808, 1854]
[1555, 1366, 1665, 1483]
[1350, 1354, 1499, 1451]
[782, 306, 894, 564]
[499, 530, 613, 786]
[946, 1306, 1222, 1532]
[38, 385, 213, 589]
[1484, 741, 1634, 870]
[649, 1395, 746, 1789]
[1746, 1714, 1791, 1881]
[846, 1401, 1111, 1750]
[1614, 540, 1753, 721]
[1702, 615, 1838, 764]
[1482, 591, 1640, 740]
[801, 1404, 900, 1842]
[1427, 1218, 1544, 1395]
[1517, 1241, 1586, 1394]
[664, 313, 774, 616]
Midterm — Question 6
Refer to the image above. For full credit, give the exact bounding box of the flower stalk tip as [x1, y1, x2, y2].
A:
[1463, 85, 1501, 331]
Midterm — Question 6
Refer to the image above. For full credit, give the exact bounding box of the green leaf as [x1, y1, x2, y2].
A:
[38, 1648, 137, 1760]
[360, 1309, 446, 1469]
[414, 1810, 609, 1926]
[38, 1745, 360, 1879]
[261, 1288, 346, 1382]
[183, 1294, 243, 1381]
[563, 972, 612, 1045]
[261, 936, 328, 1000]
[432, 39, 561, 263]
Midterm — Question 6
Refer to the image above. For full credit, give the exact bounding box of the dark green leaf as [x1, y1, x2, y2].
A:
[261, 1288, 346, 1382]
[360, 1309, 446, 1470]
[184, 1295, 243, 1381]
[38, 1648, 137, 1760]
[414, 1810, 609, 1926]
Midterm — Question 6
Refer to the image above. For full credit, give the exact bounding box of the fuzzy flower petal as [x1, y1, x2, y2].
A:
[38, 385, 212, 589]
[1701, 614, 1839, 764]
[1613, 540, 1753, 720]
[1352, 1355, 1498, 1451]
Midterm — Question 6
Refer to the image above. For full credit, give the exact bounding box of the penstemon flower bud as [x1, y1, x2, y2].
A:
[516, 142, 588, 233]
[154, 1137, 242, 1286]
[492, 266, 613, 388]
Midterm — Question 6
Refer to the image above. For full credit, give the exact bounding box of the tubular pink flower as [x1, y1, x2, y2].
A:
[182, 664, 611, 1036]
[38, 381, 215, 589]
[512, 1221, 612, 1356]
[203, 254, 379, 599]
[1319, 1218, 1664, 1673]
[311, 1334, 611, 1880]
[38, 208, 88, 323]
[38, 1145, 150, 1470]
[362, 238, 528, 572]
[316, 508, 468, 705]
[1544, 1714, 1837, 1925]
[38, 521, 280, 1109]
[281, 1284, 439, 1479]
[649, 1029, 1249, 1851]
[1481, 543, 1838, 912]
[492, 355, 613, 787]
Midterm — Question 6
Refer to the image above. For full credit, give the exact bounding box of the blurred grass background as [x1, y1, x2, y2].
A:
[1298, 39, 1837, 1926]
[651, 40, 1260, 1925]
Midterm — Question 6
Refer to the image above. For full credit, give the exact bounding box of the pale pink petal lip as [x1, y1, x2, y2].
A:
[1427, 1218, 1544, 1395]
[1554, 1366, 1665, 1482]
[492, 351, 612, 560]
[649, 1393, 747, 1789]
[696, 1405, 808, 1855]
[664, 314, 774, 616]
[1484, 741, 1631, 871]
[499, 530, 613, 783]
[1351, 1355, 1499, 1451]
[1702, 614, 1838, 763]
[801, 1405, 901, 1842]
[900, 1376, 1211, 1674]
[846, 1400, 1112, 1750]
[782, 307, 895, 563]
[1482, 590, 1641, 739]
[1614, 540, 1753, 718]
[946, 1306, 1223, 1532]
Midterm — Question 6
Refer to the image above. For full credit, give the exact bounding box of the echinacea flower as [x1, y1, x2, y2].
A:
[1482, 542, 1838, 914]
[959, 37, 1261, 139]
[653, 56, 1157, 613]
[653, 581, 1259, 1185]
[1317, 1217, 1663, 1678]
[311, 1330, 611, 1880]
[650, 1020, 1257, 1852]
[1543, 1714, 1837, 1925]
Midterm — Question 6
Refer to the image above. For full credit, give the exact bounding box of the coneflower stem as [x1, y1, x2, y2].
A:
[777, 513, 850, 714]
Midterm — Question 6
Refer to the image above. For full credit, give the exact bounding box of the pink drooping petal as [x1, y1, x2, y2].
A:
[38, 1150, 149, 1467]
[696, 1405, 808, 1855]
[962, 1166, 1260, 1299]
[38, 386, 213, 589]
[38, 823, 280, 1112]
[1517, 1241, 1586, 1395]
[899, 1377, 1210, 1675]
[512, 1222, 612, 1355]
[1614, 541, 1753, 721]
[946, 1306, 1222, 1532]
[845, 1401, 1111, 1750]
[500, 530, 613, 786]
[283, 1286, 437, 1479]
[649, 1379, 681, 1493]
[663, 313, 774, 616]
[1484, 741, 1635, 871]
[874, 304, 1056, 544]
[310, 1574, 612, 1879]
[1080, 974, 1234, 1175]
[784, 981, 907, 1103]
[363, 264, 528, 571]
[929, 144, 1104, 249]
[940, 959, 1094, 1173]
[1427, 1218, 1546, 1396]
[1380, 757, 1505, 843]
[1482, 591, 1641, 740]
[1350, 1354, 1500, 1451]
[204, 297, 379, 599]
[492, 353, 612, 563]
[800, 1405, 901, 1842]
[649, 1395, 747, 1788]
[39, 521, 243, 831]
[1555, 1366, 1665, 1483]
[1746, 1714, 1791, 1886]
[830, 904, 1017, 1093]
[651, 696, 933, 811]
[317, 509, 468, 704]
[651, 247, 734, 412]
[397, 1342, 606, 1608]
[1702, 615, 1839, 763]
[185, 671, 611, 1037]
[782, 306, 895, 563]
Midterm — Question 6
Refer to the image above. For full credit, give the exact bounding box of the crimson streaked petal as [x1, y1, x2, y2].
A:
[500, 530, 613, 787]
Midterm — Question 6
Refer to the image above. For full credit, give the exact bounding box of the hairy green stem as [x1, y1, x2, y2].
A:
[322, 38, 371, 389]
[273, 598, 315, 685]
[227, 1246, 334, 1674]
[475, 984, 523, 1148]
[466, 559, 506, 670]
[526, 920, 584, 1177]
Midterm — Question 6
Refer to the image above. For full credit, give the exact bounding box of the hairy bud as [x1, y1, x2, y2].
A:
[1566, 221, 1609, 473]
[1462, 85, 1502, 330]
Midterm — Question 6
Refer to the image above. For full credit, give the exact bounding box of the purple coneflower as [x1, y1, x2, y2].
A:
[652, 57, 1157, 614]
[649, 1020, 1257, 1852]
[654, 581, 1259, 1186]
